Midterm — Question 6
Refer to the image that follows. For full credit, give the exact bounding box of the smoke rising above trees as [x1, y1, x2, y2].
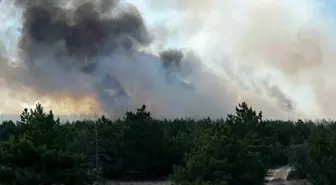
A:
[19, 0, 151, 72]
[0, 0, 332, 119]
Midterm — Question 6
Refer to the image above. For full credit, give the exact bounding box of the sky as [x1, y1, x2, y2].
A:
[325, 0, 336, 15]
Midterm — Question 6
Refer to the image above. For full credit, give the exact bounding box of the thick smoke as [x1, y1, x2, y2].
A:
[19, 0, 150, 71]
[127, 0, 336, 119]
[0, 0, 333, 119]
[0, 0, 241, 118]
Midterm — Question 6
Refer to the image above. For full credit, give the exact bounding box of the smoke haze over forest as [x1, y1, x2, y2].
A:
[0, 0, 335, 119]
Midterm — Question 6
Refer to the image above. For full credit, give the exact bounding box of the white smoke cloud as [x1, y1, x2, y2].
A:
[130, 0, 336, 119]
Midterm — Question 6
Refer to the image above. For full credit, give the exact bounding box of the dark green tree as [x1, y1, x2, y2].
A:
[0, 120, 20, 141]
[172, 102, 267, 185]
[306, 123, 336, 185]
[0, 103, 93, 185]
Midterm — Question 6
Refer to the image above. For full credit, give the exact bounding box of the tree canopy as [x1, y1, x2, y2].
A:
[0, 102, 332, 185]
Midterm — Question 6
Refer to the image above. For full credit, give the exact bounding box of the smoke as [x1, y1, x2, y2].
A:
[0, 0, 334, 119]
[131, 0, 336, 119]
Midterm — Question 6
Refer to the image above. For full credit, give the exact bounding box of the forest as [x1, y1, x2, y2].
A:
[0, 102, 334, 185]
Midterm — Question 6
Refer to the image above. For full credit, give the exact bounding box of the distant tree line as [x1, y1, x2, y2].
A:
[0, 102, 333, 185]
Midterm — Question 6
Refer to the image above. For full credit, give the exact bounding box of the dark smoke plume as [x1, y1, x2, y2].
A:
[266, 84, 295, 111]
[19, 0, 151, 73]
[8, 0, 202, 117]
[160, 49, 184, 69]
[0, 0, 308, 119]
